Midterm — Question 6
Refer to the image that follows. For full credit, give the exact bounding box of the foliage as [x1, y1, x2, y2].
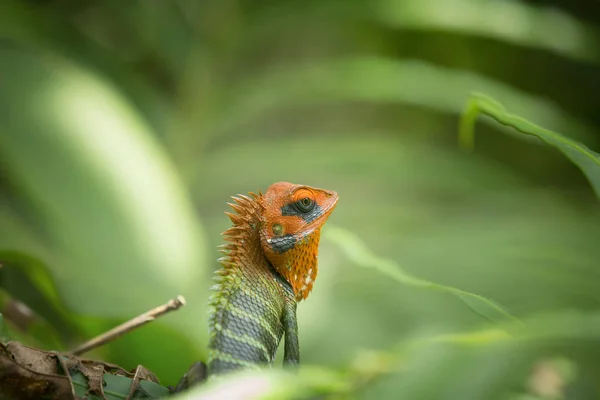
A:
[0, 0, 599, 398]
[324, 226, 518, 324]
[459, 93, 600, 198]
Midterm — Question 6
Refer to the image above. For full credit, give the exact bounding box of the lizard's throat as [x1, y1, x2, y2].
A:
[265, 230, 321, 301]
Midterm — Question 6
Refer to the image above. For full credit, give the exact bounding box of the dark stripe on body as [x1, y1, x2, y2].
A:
[281, 202, 323, 223]
[209, 278, 287, 374]
[268, 234, 297, 254]
[223, 292, 282, 358]
[229, 289, 279, 323]
[211, 331, 269, 363]
[221, 313, 279, 358]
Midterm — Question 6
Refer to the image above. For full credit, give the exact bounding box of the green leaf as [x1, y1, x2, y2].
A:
[375, 0, 600, 65]
[0, 42, 206, 318]
[459, 92, 600, 199]
[0, 250, 78, 346]
[323, 225, 518, 324]
[218, 57, 594, 146]
[71, 372, 170, 400]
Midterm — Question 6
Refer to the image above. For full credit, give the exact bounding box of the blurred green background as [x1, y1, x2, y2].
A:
[1, 0, 600, 398]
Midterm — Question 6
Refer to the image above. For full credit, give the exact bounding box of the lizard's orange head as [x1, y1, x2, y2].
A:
[259, 182, 338, 301]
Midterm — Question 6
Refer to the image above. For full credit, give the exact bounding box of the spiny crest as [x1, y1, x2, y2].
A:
[223, 192, 263, 227]
[215, 191, 264, 274]
[221, 191, 262, 249]
[208, 191, 264, 326]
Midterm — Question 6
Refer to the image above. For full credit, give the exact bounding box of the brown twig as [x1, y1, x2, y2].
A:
[68, 295, 186, 356]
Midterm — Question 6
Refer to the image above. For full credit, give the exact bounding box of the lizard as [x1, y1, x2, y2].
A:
[206, 181, 338, 376]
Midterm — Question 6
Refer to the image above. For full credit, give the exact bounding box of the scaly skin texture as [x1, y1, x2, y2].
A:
[207, 182, 338, 376]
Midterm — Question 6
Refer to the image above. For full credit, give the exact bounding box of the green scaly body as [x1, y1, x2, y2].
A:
[206, 192, 299, 375]
[207, 257, 298, 374]
[206, 184, 338, 377]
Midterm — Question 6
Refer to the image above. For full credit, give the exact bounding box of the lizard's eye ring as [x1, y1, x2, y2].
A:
[292, 188, 316, 213]
[297, 197, 315, 213]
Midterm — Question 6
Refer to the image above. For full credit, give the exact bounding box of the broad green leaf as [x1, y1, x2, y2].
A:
[217, 57, 595, 146]
[459, 93, 600, 199]
[323, 225, 518, 324]
[375, 0, 600, 65]
[0, 43, 206, 318]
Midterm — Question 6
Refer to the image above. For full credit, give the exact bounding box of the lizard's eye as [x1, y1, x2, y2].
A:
[297, 197, 315, 213]
[292, 187, 316, 213]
